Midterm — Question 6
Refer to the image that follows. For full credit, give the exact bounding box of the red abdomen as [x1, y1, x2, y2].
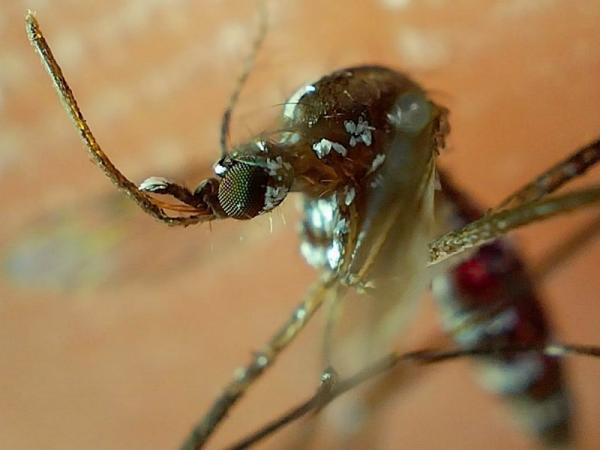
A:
[432, 178, 572, 447]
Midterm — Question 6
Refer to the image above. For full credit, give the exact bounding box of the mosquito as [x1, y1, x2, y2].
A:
[25, 8, 600, 450]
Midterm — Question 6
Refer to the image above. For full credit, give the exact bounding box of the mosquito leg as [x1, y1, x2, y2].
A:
[138, 177, 198, 205]
[431, 139, 600, 265]
[358, 332, 449, 411]
[138, 176, 223, 214]
[330, 332, 450, 449]
[405, 342, 600, 362]
[179, 274, 338, 450]
[285, 285, 359, 450]
[25, 13, 213, 226]
[322, 284, 346, 368]
[428, 185, 600, 266]
[495, 138, 600, 210]
[224, 342, 600, 450]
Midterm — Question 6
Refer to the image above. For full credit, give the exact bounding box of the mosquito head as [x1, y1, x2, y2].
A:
[212, 144, 294, 220]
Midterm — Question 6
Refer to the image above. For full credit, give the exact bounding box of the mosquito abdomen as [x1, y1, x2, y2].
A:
[433, 177, 572, 447]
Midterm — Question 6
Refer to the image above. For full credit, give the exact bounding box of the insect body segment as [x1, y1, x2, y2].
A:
[282, 66, 440, 190]
[286, 66, 447, 287]
[433, 181, 571, 447]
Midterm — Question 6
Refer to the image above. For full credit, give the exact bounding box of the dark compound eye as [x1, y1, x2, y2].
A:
[217, 163, 270, 219]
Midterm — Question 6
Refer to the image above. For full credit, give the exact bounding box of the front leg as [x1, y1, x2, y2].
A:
[139, 177, 199, 206]
[26, 14, 214, 227]
[139, 177, 223, 216]
[180, 274, 338, 450]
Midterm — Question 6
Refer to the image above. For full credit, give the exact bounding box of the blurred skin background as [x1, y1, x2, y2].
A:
[1, 0, 600, 449]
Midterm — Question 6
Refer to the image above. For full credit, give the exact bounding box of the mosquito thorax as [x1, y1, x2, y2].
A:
[281, 66, 448, 278]
[212, 141, 294, 220]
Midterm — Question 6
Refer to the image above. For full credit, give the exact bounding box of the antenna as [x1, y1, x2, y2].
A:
[220, 1, 268, 157]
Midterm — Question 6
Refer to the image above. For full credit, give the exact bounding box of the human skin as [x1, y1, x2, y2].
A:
[1, 1, 599, 449]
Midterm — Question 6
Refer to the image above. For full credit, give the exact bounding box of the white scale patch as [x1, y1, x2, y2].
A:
[265, 156, 283, 176]
[263, 185, 287, 211]
[300, 241, 328, 268]
[264, 156, 292, 185]
[326, 240, 343, 270]
[313, 199, 335, 230]
[213, 161, 228, 176]
[344, 186, 356, 206]
[284, 84, 316, 120]
[448, 311, 489, 347]
[312, 138, 348, 159]
[479, 352, 544, 395]
[139, 176, 172, 192]
[368, 153, 386, 175]
[256, 140, 267, 152]
[544, 344, 566, 357]
[344, 115, 375, 147]
[434, 275, 520, 348]
[300, 194, 350, 271]
[276, 131, 301, 145]
[433, 275, 522, 348]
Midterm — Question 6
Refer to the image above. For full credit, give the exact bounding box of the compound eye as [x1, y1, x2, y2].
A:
[217, 163, 270, 219]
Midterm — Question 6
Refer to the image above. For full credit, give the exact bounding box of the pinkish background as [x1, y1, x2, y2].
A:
[1, 0, 599, 449]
